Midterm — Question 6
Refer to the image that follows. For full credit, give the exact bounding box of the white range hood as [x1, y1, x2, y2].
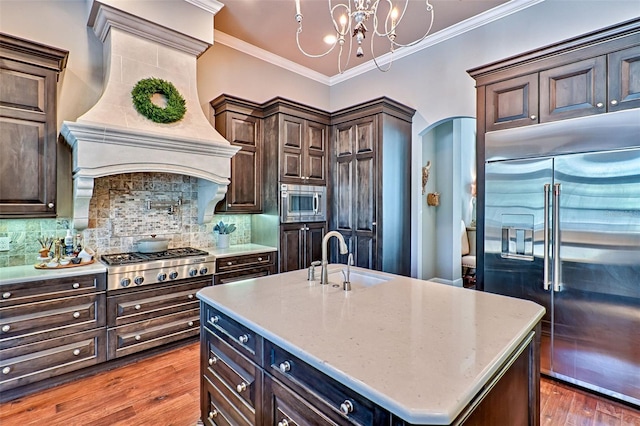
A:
[61, 2, 238, 229]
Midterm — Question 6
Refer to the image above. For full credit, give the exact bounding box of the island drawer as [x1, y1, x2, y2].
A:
[202, 327, 261, 414]
[0, 273, 106, 307]
[107, 280, 205, 327]
[0, 293, 106, 350]
[202, 375, 252, 426]
[107, 308, 199, 359]
[0, 328, 106, 392]
[201, 303, 263, 364]
[266, 341, 389, 426]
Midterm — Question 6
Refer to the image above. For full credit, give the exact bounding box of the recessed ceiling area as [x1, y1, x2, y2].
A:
[213, 0, 511, 77]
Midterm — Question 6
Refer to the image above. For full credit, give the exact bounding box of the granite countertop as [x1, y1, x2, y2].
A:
[0, 262, 107, 285]
[204, 243, 277, 258]
[197, 265, 545, 424]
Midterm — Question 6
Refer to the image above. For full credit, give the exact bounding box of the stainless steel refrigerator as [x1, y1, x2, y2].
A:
[483, 109, 640, 406]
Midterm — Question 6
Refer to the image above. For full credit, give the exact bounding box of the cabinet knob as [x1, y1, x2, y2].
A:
[208, 410, 218, 419]
[258, 257, 263, 261]
[210, 316, 219, 324]
[279, 361, 291, 373]
[2, 292, 11, 299]
[48, 202, 55, 208]
[208, 356, 218, 366]
[187, 321, 194, 327]
[227, 203, 232, 208]
[1, 325, 10, 333]
[530, 115, 537, 120]
[340, 399, 354, 415]
[72, 282, 80, 289]
[227, 261, 233, 266]
[372, 222, 376, 226]
[236, 381, 247, 393]
[134, 304, 141, 310]
[610, 99, 618, 106]
[73, 349, 81, 356]
[2, 367, 10, 375]
[596, 102, 604, 108]
[238, 334, 249, 344]
[188, 294, 194, 299]
[73, 311, 80, 319]
[278, 420, 289, 426]
[135, 335, 141, 341]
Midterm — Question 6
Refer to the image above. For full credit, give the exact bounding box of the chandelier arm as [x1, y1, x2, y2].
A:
[369, 29, 393, 72]
[295, 27, 339, 58]
[389, 9, 434, 48]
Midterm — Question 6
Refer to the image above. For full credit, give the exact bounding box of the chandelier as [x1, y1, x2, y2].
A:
[294, 0, 435, 73]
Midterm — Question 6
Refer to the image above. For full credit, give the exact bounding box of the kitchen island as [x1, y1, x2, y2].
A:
[197, 266, 545, 425]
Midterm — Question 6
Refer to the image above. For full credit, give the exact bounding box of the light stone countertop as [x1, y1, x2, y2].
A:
[0, 261, 107, 285]
[197, 265, 545, 424]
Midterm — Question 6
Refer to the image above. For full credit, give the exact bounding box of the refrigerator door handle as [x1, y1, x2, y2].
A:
[552, 183, 562, 292]
[543, 184, 551, 291]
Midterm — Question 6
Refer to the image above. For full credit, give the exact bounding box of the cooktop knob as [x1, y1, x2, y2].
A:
[158, 272, 167, 281]
[169, 271, 178, 280]
[200, 267, 209, 275]
[188, 267, 198, 277]
[121, 278, 131, 287]
[134, 276, 144, 285]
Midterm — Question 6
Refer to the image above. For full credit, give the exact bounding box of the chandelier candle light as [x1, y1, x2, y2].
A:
[294, 0, 435, 73]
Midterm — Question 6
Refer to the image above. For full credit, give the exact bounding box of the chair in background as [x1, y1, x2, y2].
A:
[461, 220, 476, 288]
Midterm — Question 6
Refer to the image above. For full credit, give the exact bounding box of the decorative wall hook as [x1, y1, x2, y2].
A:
[422, 161, 431, 195]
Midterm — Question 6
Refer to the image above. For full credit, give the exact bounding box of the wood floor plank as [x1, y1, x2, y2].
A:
[1, 342, 639, 426]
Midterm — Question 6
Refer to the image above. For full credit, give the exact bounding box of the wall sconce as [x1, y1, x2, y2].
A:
[427, 192, 440, 206]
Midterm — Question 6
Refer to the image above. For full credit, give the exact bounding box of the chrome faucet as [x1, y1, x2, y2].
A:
[320, 231, 349, 285]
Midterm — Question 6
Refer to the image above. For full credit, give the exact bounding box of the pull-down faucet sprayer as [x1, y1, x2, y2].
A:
[320, 231, 348, 285]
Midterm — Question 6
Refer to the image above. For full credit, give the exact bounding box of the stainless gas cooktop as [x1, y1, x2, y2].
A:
[101, 247, 215, 291]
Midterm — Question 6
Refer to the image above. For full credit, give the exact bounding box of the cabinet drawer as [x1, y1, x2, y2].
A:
[0, 328, 106, 392]
[265, 374, 338, 426]
[266, 341, 389, 426]
[202, 375, 252, 426]
[107, 280, 206, 327]
[107, 308, 199, 359]
[213, 266, 274, 285]
[215, 252, 274, 273]
[202, 328, 261, 413]
[0, 293, 106, 349]
[202, 304, 262, 365]
[0, 273, 106, 307]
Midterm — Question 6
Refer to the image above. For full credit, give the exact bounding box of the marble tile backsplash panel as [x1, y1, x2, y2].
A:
[0, 173, 251, 267]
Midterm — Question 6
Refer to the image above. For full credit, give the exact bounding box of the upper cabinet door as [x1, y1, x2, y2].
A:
[485, 74, 539, 132]
[279, 115, 304, 183]
[304, 120, 327, 185]
[539, 56, 607, 123]
[608, 45, 640, 112]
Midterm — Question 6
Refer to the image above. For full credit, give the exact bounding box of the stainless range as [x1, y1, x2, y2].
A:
[101, 247, 216, 291]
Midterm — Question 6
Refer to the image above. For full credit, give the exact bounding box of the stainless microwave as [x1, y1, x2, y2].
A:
[280, 183, 326, 223]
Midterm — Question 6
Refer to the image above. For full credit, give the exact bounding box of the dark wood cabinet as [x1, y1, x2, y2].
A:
[213, 250, 276, 285]
[106, 278, 206, 359]
[485, 74, 539, 131]
[279, 222, 325, 272]
[0, 272, 106, 394]
[211, 95, 263, 213]
[0, 33, 68, 218]
[608, 44, 640, 111]
[329, 98, 414, 276]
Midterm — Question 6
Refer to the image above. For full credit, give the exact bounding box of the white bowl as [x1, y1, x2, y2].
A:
[46, 261, 59, 268]
[59, 259, 70, 266]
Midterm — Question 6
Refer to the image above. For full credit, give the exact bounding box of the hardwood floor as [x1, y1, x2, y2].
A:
[1, 342, 639, 425]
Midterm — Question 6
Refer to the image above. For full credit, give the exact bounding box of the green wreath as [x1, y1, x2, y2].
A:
[131, 77, 186, 123]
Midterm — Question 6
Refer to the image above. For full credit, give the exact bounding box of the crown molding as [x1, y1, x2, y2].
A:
[184, 0, 225, 15]
[213, 0, 544, 86]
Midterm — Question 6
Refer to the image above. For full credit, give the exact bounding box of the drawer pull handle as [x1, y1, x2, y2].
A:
[135, 335, 141, 341]
[340, 400, 354, 415]
[258, 257, 263, 261]
[134, 304, 141, 310]
[208, 410, 218, 419]
[238, 334, 249, 344]
[188, 321, 194, 327]
[279, 361, 291, 373]
[1, 325, 10, 333]
[73, 349, 81, 356]
[72, 282, 80, 289]
[236, 382, 247, 393]
[188, 294, 194, 299]
[278, 420, 289, 426]
[2, 367, 10, 375]
[210, 316, 219, 324]
[2, 292, 10, 299]
[208, 357, 218, 366]
[73, 312, 81, 319]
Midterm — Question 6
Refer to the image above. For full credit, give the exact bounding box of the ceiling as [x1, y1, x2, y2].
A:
[212, 0, 511, 78]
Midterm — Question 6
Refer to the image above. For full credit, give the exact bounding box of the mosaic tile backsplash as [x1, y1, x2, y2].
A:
[0, 173, 251, 267]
